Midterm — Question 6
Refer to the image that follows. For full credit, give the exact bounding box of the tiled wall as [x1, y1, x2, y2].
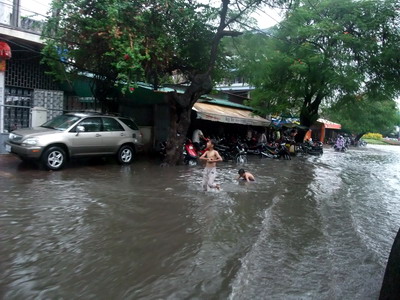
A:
[5, 44, 59, 90]
[33, 89, 64, 119]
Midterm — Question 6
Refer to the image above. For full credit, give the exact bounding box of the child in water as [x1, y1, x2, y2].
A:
[237, 169, 255, 182]
[199, 139, 223, 191]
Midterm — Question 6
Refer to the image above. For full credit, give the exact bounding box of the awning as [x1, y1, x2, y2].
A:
[317, 118, 341, 129]
[60, 77, 96, 103]
[271, 117, 300, 128]
[193, 102, 270, 127]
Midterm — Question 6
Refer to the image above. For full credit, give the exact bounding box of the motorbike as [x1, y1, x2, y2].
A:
[357, 139, 367, 147]
[215, 140, 247, 163]
[243, 138, 263, 155]
[301, 141, 324, 155]
[232, 141, 248, 164]
[333, 136, 347, 152]
[261, 142, 291, 160]
[183, 139, 199, 166]
[159, 139, 199, 165]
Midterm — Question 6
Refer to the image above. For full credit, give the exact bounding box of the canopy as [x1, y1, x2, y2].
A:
[317, 118, 341, 129]
[193, 102, 270, 127]
[271, 117, 300, 128]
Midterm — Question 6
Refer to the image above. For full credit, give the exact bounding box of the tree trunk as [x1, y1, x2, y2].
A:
[298, 104, 318, 142]
[355, 133, 365, 142]
[93, 77, 119, 113]
[163, 93, 191, 166]
[162, 73, 212, 166]
[296, 129, 307, 143]
[298, 94, 324, 142]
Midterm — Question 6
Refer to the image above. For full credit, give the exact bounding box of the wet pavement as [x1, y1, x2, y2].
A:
[1, 146, 400, 299]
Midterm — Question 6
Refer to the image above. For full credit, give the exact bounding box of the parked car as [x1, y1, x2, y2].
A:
[5, 112, 143, 170]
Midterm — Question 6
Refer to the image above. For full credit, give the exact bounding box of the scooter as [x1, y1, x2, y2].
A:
[235, 142, 248, 164]
[333, 136, 347, 152]
[159, 139, 199, 165]
[302, 141, 324, 155]
[215, 140, 247, 163]
[183, 139, 198, 166]
[261, 142, 291, 160]
[244, 139, 262, 155]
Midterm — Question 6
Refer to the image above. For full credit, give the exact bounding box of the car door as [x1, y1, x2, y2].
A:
[69, 117, 104, 156]
[101, 117, 127, 153]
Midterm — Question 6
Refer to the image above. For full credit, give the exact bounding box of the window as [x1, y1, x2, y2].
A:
[103, 117, 124, 131]
[42, 114, 80, 131]
[77, 117, 102, 132]
[118, 118, 139, 130]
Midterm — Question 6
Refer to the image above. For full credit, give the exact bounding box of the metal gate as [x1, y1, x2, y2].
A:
[4, 87, 32, 132]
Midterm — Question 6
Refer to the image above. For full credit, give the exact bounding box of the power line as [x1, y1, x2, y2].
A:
[27, 0, 50, 9]
[0, 0, 50, 19]
[253, 6, 283, 28]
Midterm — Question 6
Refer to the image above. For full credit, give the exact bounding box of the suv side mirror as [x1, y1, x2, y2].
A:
[75, 125, 85, 136]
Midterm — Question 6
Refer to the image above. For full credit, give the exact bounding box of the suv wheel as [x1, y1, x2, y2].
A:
[117, 145, 134, 164]
[42, 146, 66, 170]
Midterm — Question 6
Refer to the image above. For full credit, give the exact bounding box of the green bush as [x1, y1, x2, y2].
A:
[362, 132, 383, 140]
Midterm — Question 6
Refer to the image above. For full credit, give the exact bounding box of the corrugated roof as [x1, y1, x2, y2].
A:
[137, 82, 253, 111]
[193, 102, 270, 127]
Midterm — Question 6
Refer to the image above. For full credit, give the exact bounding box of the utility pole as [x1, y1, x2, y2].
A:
[11, 0, 20, 27]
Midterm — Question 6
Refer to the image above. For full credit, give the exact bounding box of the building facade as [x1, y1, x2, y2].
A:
[0, 3, 64, 153]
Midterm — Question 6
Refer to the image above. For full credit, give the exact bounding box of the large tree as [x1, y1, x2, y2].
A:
[323, 96, 400, 139]
[235, 0, 400, 139]
[42, 0, 290, 165]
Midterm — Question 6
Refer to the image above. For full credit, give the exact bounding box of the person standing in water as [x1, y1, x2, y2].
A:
[199, 139, 223, 191]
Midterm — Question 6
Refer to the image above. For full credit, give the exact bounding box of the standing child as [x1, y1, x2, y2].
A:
[199, 139, 223, 191]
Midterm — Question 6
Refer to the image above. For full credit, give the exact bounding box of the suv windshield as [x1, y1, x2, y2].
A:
[118, 118, 139, 130]
[41, 115, 81, 130]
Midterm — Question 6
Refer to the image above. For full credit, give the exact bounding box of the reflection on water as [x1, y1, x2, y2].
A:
[1, 145, 400, 299]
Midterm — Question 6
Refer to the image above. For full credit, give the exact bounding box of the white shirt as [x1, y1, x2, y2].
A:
[192, 129, 203, 143]
[258, 133, 267, 143]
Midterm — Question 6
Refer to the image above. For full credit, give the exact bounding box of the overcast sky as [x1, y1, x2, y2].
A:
[20, 0, 281, 28]
[14, 0, 399, 108]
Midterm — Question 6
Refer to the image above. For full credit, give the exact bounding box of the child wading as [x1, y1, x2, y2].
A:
[237, 169, 255, 182]
[199, 139, 223, 191]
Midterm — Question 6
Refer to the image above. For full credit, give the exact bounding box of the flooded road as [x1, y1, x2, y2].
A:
[1, 145, 400, 299]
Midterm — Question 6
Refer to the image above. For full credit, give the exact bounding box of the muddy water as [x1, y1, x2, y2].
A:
[1, 145, 400, 299]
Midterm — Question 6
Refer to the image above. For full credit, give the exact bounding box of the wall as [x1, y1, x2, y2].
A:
[33, 89, 63, 119]
[1, 47, 64, 153]
[0, 133, 9, 154]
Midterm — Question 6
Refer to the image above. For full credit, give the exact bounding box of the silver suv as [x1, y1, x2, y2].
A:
[5, 112, 143, 170]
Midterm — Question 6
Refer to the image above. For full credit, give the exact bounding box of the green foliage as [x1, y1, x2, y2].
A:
[41, 0, 223, 92]
[42, 0, 299, 95]
[363, 133, 383, 140]
[234, 0, 400, 127]
[324, 94, 400, 135]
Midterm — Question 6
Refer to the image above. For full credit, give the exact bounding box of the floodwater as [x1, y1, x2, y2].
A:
[1, 145, 400, 299]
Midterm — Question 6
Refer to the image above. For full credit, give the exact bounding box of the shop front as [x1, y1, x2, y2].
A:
[190, 102, 270, 141]
[310, 118, 341, 143]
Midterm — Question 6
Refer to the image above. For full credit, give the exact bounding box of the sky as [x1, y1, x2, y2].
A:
[251, 5, 283, 29]
[21, 0, 282, 28]
[15, 0, 400, 109]
[20, 0, 52, 20]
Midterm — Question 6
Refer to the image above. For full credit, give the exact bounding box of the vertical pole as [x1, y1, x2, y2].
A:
[320, 125, 326, 143]
[0, 63, 5, 133]
[11, 0, 20, 27]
